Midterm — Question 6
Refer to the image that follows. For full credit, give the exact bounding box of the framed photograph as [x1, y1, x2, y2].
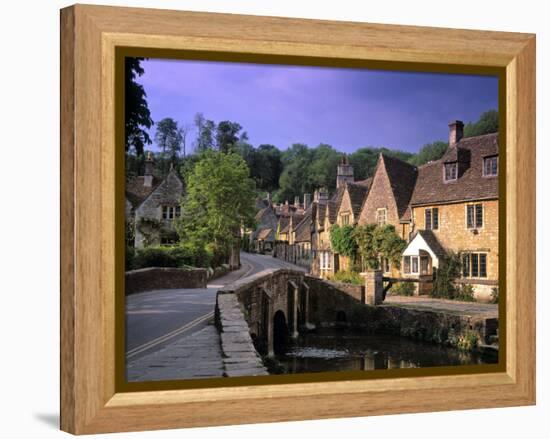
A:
[60, 4, 535, 434]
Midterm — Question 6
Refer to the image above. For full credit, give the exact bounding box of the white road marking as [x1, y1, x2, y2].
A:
[126, 311, 214, 359]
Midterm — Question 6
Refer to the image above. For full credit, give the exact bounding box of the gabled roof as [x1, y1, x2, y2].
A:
[278, 216, 290, 234]
[327, 187, 345, 224]
[346, 180, 372, 219]
[380, 154, 418, 221]
[316, 203, 327, 225]
[257, 228, 275, 241]
[125, 176, 162, 208]
[416, 230, 447, 258]
[404, 229, 447, 261]
[294, 207, 313, 243]
[410, 133, 499, 206]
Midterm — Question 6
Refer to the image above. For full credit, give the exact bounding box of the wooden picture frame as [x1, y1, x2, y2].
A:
[60, 4, 536, 434]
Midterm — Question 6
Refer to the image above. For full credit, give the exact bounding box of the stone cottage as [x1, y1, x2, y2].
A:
[125, 153, 184, 248]
[403, 121, 499, 301]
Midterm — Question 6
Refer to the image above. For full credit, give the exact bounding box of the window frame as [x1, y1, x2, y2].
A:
[424, 207, 439, 230]
[376, 208, 387, 226]
[461, 252, 488, 279]
[483, 155, 499, 177]
[444, 162, 458, 182]
[466, 203, 483, 229]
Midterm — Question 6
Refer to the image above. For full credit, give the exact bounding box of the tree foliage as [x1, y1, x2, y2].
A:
[125, 58, 153, 156]
[430, 252, 462, 299]
[463, 109, 499, 138]
[175, 151, 257, 262]
[154, 117, 183, 162]
[353, 224, 406, 270]
[329, 225, 358, 258]
[408, 141, 448, 166]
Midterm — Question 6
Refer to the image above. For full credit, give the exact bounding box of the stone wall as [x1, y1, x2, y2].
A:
[411, 199, 499, 286]
[215, 293, 268, 377]
[125, 267, 207, 294]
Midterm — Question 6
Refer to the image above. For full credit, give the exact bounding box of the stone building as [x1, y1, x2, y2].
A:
[125, 153, 184, 248]
[403, 122, 499, 301]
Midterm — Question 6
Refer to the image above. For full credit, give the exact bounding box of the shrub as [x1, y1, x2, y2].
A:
[125, 245, 135, 271]
[390, 282, 415, 296]
[455, 283, 476, 302]
[430, 252, 461, 299]
[330, 225, 358, 258]
[331, 270, 363, 285]
[456, 331, 479, 351]
[131, 246, 182, 269]
[490, 287, 499, 304]
[130, 244, 216, 270]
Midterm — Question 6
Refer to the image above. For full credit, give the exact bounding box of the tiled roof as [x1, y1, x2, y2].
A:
[410, 133, 499, 206]
[328, 187, 345, 224]
[381, 154, 418, 220]
[257, 228, 274, 241]
[417, 230, 447, 258]
[294, 206, 313, 243]
[316, 203, 327, 225]
[347, 180, 371, 219]
[278, 216, 290, 234]
[125, 176, 162, 208]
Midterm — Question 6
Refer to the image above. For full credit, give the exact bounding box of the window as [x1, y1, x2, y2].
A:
[403, 256, 411, 274]
[160, 235, 178, 246]
[411, 256, 419, 274]
[444, 162, 458, 181]
[162, 205, 181, 220]
[425, 208, 439, 230]
[466, 203, 483, 229]
[377, 208, 387, 226]
[462, 253, 488, 278]
[483, 156, 498, 176]
[341, 213, 350, 225]
[320, 251, 332, 270]
[420, 256, 429, 275]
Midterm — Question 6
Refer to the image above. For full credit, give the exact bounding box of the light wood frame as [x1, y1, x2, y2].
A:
[60, 4, 536, 434]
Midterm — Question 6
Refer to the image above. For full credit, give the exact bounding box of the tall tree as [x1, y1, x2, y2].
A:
[125, 58, 153, 156]
[193, 112, 215, 152]
[175, 151, 257, 262]
[154, 117, 181, 157]
[215, 120, 245, 153]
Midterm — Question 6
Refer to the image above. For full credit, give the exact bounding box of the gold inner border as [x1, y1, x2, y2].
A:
[115, 47, 507, 393]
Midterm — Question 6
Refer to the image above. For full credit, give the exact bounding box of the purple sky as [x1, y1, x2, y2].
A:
[138, 58, 498, 154]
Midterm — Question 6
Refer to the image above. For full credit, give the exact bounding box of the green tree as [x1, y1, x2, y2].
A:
[251, 144, 282, 193]
[125, 58, 153, 156]
[194, 112, 215, 152]
[349, 147, 414, 180]
[408, 141, 448, 166]
[175, 151, 257, 262]
[353, 224, 406, 270]
[216, 120, 247, 153]
[330, 225, 358, 259]
[463, 109, 499, 138]
[154, 117, 183, 162]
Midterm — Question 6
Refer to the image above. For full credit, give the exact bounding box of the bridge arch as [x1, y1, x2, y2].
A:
[273, 310, 289, 355]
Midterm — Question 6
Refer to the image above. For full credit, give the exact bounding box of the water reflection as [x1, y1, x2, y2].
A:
[276, 329, 497, 374]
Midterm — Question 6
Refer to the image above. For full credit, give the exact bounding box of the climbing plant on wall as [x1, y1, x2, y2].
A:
[329, 225, 358, 258]
[353, 224, 406, 271]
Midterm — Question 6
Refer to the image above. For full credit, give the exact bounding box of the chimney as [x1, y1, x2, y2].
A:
[318, 187, 329, 204]
[448, 120, 464, 148]
[143, 151, 155, 187]
[303, 193, 311, 210]
[336, 153, 354, 189]
[294, 195, 300, 207]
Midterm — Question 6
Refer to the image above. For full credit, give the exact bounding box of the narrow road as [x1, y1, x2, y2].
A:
[125, 252, 306, 362]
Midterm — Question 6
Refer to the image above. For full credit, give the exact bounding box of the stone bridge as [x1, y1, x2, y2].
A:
[215, 268, 499, 372]
[216, 268, 379, 358]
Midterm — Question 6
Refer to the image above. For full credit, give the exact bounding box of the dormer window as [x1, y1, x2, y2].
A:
[444, 162, 458, 181]
[483, 155, 498, 177]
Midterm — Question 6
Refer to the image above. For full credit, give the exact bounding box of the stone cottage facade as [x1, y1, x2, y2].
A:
[126, 153, 184, 248]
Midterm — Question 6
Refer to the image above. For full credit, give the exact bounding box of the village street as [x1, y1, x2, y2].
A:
[125, 252, 306, 380]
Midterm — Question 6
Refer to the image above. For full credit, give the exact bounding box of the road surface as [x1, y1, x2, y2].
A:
[125, 252, 306, 362]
